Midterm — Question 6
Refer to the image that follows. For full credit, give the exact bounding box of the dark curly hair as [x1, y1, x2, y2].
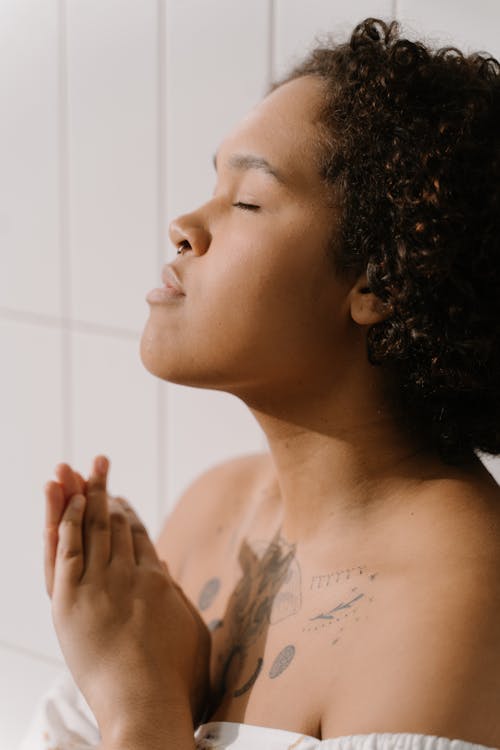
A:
[270, 17, 500, 466]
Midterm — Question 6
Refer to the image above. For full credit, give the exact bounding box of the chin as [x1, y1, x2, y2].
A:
[139, 328, 223, 390]
[139, 329, 180, 383]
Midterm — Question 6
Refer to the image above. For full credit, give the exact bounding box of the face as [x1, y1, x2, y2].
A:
[140, 75, 356, 403]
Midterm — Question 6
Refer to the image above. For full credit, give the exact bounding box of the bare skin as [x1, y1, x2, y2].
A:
[46, 451, 500, 746]
[44, 74, 500, 746]
[156, 452, 500, 744]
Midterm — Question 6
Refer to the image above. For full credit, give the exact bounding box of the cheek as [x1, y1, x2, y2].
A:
[202, 257, 330, 369]
[198, 246, 304, 331]
[209, 221, 316, 301]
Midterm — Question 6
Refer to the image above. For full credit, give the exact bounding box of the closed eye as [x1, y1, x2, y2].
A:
[232, 202, 260, 211]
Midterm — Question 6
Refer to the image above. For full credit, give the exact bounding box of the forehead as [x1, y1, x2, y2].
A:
[216, 76, 327, 192]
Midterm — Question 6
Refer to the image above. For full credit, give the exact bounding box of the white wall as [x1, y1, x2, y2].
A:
[1, 1, 499, 746]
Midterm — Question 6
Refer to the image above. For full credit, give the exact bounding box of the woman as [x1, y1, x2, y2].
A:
[28, 17, 500, 750]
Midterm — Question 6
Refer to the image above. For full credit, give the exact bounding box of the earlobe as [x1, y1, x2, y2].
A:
[349, 273, 392, 326]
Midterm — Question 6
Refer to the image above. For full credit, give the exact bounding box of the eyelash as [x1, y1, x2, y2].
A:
[232, 202, 260, 212]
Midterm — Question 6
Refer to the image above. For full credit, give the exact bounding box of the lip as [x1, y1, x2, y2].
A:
[145, 264, 186, 304]
[161, 265, 185, 294]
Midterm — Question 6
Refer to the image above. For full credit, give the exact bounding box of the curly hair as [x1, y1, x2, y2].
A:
[270, 17, 500, 466]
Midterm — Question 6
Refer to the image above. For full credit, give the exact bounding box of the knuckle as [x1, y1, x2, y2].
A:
[110, 511, 127, 525]
[87, 476, 106, 493]
[85, 517, 110, 533]
[130, 523, 148, 536]
[115, 496, 131, 511]
[57, 544, 82, 561]
[87, 486, 105, 498]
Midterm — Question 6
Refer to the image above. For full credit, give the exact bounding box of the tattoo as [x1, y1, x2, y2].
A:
[250, 538, 302, 623]
[214, 529, 297, 700]
[310, 592, 365, 620]
[198, 577, 221, 611]
[269, 644, 295, 679]
[208, 618, 224, 631]
[220, 643, 243, 697]
[309, 565, 370, 590]
[304, 568, 377, 636]
[233, 657, 263, 697]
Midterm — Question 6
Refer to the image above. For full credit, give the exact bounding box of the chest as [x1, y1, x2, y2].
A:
[182, 525, 500, 743]
[182, 531, 386, 738]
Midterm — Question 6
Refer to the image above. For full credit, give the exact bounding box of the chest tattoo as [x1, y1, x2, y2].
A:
[214, 528, 298, 699]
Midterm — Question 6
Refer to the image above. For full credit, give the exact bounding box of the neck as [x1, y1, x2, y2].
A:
[244, 374, 451, 546]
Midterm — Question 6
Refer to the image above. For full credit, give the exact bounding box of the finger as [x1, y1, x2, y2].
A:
[46, 465, 87, 598]
[91, 454, 109, 478]
[47, 464, 86, 540]
[53, 493, 87, 592]
[74, 471, 88, 495]
[108, 497, 134, 562]
[115, 497, 160, 568]
[83, 457, 111, 571]
[44, 480, 65, 597]
[45, 478, 66, 530]
[54, 463, 85, 502]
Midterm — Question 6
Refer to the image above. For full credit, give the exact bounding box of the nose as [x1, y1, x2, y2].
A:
[168, 212, 211, 256]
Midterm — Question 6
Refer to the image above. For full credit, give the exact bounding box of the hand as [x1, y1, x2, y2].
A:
[46, 456, 211, 738]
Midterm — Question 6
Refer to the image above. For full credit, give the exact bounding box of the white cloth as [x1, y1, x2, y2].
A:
[18, 667, 100, 750]
[194, 722, 500, 750]
[18, 669, 498, 750]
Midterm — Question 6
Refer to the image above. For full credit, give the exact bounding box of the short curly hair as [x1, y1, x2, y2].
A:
[270, 17, 500, 466]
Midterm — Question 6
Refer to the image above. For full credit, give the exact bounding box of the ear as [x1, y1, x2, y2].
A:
[349, 272, 393, 326]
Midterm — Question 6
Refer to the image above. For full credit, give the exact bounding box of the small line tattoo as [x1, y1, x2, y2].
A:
[309, 566, 369, 590]
[269, 644, 295, 679]
[310, 593, 365, 621]
[233, 657, 263, 697]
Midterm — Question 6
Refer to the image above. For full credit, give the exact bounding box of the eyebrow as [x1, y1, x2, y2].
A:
[212, 150, 287, 186]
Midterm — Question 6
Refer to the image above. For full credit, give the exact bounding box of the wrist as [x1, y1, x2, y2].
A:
[100, 695, 196, 750]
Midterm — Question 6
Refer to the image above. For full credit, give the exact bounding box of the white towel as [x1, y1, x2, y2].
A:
[18, 667, 100, 750]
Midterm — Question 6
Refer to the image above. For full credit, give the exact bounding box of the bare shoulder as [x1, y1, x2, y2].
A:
[154, 451, 271, 581]
[319, 467, 500, 747]
[410, 462, 500, 561]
